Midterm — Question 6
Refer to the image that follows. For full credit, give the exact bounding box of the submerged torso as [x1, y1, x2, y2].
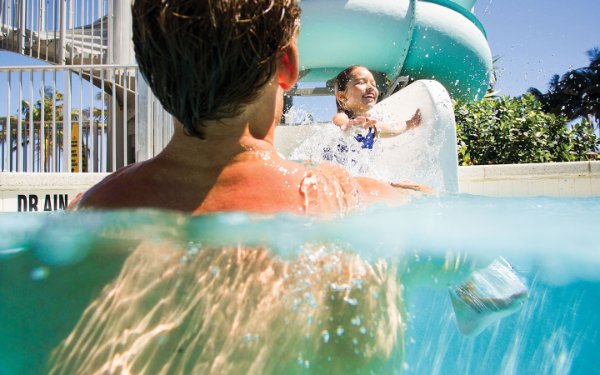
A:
[47, 242, 405, 375]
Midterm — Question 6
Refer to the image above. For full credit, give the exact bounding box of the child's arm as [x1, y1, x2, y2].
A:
[375, 109, 421, 137]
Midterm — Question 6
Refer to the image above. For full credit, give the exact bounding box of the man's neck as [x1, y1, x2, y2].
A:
[156, 79, 283, 168]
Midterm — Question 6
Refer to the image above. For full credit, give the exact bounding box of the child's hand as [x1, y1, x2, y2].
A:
[348, 114, 377, 130]
[406, 109, 421, 129]
[332, 112, 377, 131]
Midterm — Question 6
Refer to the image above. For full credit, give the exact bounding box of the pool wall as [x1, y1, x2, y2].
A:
[459, 161, 600, 197]
[2, 161, 600, 212]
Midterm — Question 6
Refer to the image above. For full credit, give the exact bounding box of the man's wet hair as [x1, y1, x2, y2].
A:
[132, 0, 301, 139]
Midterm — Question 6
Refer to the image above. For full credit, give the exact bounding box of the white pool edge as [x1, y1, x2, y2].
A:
[459, 161, 600, 197]
[1, 161, 599, 212]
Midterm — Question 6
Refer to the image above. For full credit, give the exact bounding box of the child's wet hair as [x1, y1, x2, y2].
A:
[333, 65, 365, 118]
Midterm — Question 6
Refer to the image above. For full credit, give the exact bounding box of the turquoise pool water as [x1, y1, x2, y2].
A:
[1, 195, 598, 374]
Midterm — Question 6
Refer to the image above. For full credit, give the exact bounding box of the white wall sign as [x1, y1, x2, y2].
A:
[1, 190, 84, 212]
[0, 173, 108, 213]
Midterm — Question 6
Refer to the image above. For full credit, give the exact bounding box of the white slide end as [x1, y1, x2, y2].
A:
[372, 80, 459, 193]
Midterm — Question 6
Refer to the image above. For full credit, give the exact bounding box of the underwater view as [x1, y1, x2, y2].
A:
[1, 195, 599, 374]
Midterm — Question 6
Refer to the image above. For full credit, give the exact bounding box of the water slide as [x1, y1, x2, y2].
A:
[297, 0, 492, 101]
[277, 0, 491, 192]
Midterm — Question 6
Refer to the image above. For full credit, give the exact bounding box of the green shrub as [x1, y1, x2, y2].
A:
[454, 94, 599, 166]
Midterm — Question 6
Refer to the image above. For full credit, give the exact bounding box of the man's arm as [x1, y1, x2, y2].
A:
[353, 176, 429, 206]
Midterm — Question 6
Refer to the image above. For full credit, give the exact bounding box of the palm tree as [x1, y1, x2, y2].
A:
[19, 86, 68, 171]
[579, 48, 600, 125]
[528, 47, 600, 130]
[17, 86, 107, 172]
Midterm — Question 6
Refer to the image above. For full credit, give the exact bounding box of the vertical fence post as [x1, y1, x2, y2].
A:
[59, 0, 66, 64]
[18, 0, 26, 54]
[63, 70, 72, 172]
[135, 70, 151, 162]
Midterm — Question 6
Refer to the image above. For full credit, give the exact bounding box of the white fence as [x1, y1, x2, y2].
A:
[0, 64, 173, 173]
[1, 0, 132, 65]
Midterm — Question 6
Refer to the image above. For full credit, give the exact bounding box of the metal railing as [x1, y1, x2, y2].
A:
[1, 0, 132, 65]
[0, 64, 173, 173]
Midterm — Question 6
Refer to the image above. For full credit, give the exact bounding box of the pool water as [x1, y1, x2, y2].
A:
[0, 195, 599, 374]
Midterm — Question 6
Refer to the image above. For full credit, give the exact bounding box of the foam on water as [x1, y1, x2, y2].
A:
[2, 194, 599, 284]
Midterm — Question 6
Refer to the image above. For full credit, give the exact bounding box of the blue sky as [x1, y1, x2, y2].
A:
[476, 0, 600, 97]
[1, 0, 599, 120]
[291, 0, 599, 120]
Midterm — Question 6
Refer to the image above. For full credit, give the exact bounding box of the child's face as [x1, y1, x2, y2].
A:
[340, 67, 379, 115]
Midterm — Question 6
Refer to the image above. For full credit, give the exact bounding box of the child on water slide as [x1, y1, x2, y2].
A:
[320, 65, 426, 189]
[332, 65, 421, 150]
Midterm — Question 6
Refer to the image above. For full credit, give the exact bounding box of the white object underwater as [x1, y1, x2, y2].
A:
[449, 257, 529, 337]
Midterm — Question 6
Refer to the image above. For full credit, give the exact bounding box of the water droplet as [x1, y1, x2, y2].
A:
[351, 279, 363, 288]
[336, 326, 345, 336]
[30, 266, 49, 281]
[322, 330, 330, 343]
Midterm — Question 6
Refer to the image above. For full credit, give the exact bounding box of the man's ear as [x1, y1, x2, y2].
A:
[277, 43, 299, 91]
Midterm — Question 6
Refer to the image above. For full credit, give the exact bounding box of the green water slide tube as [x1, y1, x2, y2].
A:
[297, 0, 492, 101]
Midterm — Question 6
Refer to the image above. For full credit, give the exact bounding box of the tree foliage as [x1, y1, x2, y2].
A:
[528, 47, 600, 129]
[454, 94, 598, 166]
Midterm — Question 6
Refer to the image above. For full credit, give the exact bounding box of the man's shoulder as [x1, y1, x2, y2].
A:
[72, 164, 142, 210]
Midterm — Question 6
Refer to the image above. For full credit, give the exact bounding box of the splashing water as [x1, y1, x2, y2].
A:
[289, 116, 447, 189]
[290, 122, 381, 178]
